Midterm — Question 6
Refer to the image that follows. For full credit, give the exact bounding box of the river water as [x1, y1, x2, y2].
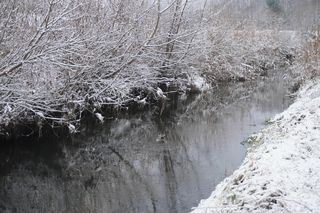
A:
[0, 73, 292, 213]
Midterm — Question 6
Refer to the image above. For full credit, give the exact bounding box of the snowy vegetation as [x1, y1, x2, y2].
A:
[0, 0, 318, 135]
[192, 78, 320, 212]
[0, 0, 202, 134]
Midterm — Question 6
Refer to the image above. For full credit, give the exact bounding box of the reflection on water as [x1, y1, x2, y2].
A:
[0, 74, 292, 213]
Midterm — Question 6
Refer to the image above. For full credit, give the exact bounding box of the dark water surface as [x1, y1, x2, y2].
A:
[0, 74, 292, 213]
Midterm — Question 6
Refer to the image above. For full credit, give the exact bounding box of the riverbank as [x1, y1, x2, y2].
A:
[192, 78, 320, 212]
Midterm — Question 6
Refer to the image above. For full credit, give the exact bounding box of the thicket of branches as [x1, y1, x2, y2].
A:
[0, 0, 203, 134]
[0, 0, 317, 135]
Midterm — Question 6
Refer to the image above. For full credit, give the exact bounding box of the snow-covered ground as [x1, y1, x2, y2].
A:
[192, 79, 320, 212]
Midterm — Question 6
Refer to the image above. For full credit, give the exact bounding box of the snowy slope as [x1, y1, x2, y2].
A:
[192, 79, 320, 212]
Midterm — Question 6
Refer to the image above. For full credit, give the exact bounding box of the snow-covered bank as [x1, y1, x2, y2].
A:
[192, 79, 320, 212]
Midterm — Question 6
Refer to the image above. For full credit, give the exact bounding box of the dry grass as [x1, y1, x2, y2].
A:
[302, 26, 320, 78]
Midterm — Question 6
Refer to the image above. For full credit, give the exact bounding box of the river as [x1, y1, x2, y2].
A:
[0, 72, 292, 213]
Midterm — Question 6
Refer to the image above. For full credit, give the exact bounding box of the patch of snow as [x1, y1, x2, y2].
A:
[156, 87, 166, 99]
[137, 97, 147, 106]
[68, 124, 77, 134]
[192, 72, 210, 92]
[192, 79, 320, 212]
[4, 104, 12, 114]
[95, 113, 104, 123]
[156, 134, 166, 142]
[106, 97, 113, 102]
[35, 111, 45, 118]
